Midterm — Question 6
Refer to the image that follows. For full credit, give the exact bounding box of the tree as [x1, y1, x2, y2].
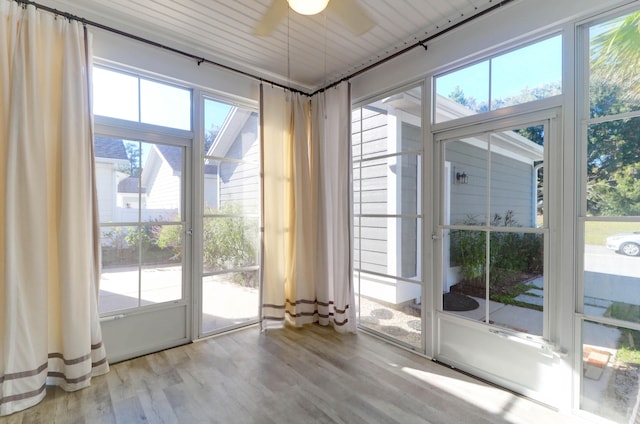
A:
[591, 11, 640, 103]
[204, 125, 220, 153]
[117, 141, 141, 176]
[448, 85, 479, 111]
[588, 11, 640, 216]
[448, 79, 640, 216]
[587, 80, 640, 215]
[447, 83, 560, 114]
[156, 202, 258, 286]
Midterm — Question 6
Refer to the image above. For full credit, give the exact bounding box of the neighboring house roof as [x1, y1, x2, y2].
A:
[155, 144, 183, 173]
[377, 93, 543, 163]
[94, 136, 128, 160]
[204, 163, 218, 176]
[206, 107, 253, 158]
[117, 176, 145, 193]
[152, 142, 219, 176]
[136, 110, 255, 192]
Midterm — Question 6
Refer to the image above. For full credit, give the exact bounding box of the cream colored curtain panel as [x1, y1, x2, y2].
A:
[0, 1, 108, 416]
[261, 82, 355, 332]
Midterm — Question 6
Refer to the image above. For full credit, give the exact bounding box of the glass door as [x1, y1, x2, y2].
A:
[95, 137, 190, 362]
[434, 111, 564, 406]
[352, 85, 424, 351]
[199, 98, 261, 336]
[92, 66, 193, 362]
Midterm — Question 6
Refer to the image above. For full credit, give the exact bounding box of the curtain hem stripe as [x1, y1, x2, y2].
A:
[0, 363, 48, 382]
[48, 352, 91, 365]
[0, 384, 46, 406]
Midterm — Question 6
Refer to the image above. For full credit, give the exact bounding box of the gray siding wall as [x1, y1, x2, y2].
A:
[447, 141, 535, 228]
[353, 107, 389, 276]
[353, 107, 422, 279]
[400, 122, 420, 278]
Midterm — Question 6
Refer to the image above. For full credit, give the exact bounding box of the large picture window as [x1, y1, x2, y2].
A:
[200, 98, 260, 335]
[93, 66, 191, 130]
[434, 36, 562, 123]
[580, 9, 640, 423]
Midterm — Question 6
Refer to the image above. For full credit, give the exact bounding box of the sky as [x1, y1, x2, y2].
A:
[436, 35, 562, 104]
[93, 66, 232, 136]
[93, 66, 233, 163]
[95, 33, 563, 149]
[95, 34, 563, 135]
[204, 99, 232, 134]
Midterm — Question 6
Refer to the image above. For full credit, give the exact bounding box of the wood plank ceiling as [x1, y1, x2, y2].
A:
[37, 0, 504, 92]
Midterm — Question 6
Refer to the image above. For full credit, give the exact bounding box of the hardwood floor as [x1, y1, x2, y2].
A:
[2, 325, 588, 424]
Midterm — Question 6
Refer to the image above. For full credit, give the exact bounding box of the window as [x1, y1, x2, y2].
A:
[435, 36, 562, 123]
[352, 85, 423, 349]
[92, 63, 261, 357]
[95, 137, 185, 314]
[441, 122, 547, 336]
[200, 98, 261, 334]
[93, 66, 192, 130]
[580, 10, 640, 423]
[93, 66, 190, 315]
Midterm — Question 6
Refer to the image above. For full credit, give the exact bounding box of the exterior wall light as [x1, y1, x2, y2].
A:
[456, 171, 468, 185]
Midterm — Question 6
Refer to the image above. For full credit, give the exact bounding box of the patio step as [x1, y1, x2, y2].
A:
[514, 292, 544, 307]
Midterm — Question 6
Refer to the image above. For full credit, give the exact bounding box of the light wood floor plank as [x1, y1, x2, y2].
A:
[1, 324, 590, 423]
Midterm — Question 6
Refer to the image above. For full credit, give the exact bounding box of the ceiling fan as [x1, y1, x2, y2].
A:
[254, 0, 375, 36]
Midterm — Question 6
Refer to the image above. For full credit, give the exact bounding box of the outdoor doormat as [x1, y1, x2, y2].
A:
[443, 292, 479, 311]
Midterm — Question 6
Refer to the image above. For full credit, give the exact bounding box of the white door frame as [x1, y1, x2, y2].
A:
[96, 120, 193, 363]
[431, 107, 569, 408]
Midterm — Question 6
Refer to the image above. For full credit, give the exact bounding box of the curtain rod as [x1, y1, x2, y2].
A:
[13, 0, 310, 96]
[16, 0, 514, 98]
[311, 0, 515, 96]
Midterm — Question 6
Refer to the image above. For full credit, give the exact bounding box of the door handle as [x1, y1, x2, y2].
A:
[489, 329, 567, 358]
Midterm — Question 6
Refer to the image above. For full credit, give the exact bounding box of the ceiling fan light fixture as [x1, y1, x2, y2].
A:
[287, 0, 330, 16]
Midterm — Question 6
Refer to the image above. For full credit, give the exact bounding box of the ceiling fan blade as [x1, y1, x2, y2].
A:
[253, 0, 288, 36]
[327, 0, 375, 35]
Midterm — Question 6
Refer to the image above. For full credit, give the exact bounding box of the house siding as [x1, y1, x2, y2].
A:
[353, 107, 422, 281]
[447, 142, 534, 227]
[400, 122, 420, 278]
[353, 107, 389, 276]
[218, 112, 260, 215]
[96, 161, 116, 222]
[145, 150, 181, 220]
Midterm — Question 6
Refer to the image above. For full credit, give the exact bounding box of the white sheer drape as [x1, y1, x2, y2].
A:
[261, 82, 355, 332]
[0, 1, 108, 416]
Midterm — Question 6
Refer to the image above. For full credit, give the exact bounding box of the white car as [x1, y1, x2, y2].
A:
[606, 232, 640, 257]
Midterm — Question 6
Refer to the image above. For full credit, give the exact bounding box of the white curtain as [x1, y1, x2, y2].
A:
[261, 82, 356, 332]
[0, 1, 109, 416]
[311, 84, 356, 331]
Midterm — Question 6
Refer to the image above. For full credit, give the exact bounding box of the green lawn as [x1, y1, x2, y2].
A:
[605, 302, 640, 364]
[585, 221, 640, 245]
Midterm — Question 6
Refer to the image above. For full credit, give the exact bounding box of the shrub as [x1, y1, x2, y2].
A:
[451, 210, 543, 287]
[156, 202, 258, 287]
